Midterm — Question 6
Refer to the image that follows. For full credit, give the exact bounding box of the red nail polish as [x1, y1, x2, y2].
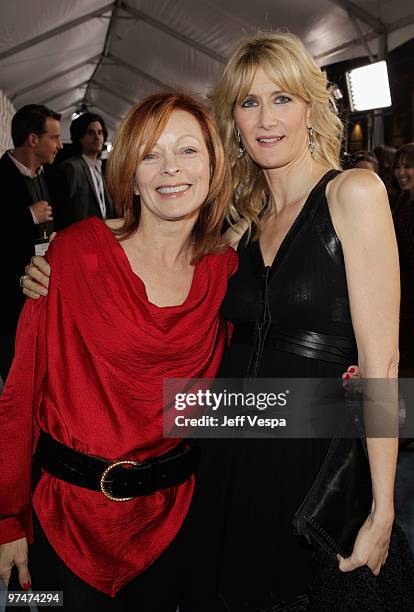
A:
[22, 582, 31, 591]
[344, 373, 350, 379]
[349, 367, 355, 373]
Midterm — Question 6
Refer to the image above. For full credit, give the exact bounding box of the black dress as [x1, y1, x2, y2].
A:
[393, 193, 414, 371]
[193, 171, 414, 611]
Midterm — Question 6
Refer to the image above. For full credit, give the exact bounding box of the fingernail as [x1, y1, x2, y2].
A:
[22, 582, 31, 591]
[349, 367, 355, 373]
[40, 288, 48, 296]
[344, 373, 350, 379]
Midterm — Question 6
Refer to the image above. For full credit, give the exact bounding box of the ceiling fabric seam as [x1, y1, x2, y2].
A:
[39, 80, 90, 106]
[119, 1, 226, 63]
[314, 8, 412, 63]
[314, 29, 378, 61]
[107, 53, 171, 90]
[0, 2, 114, 61]
[83, 0, 121, 106]
[10, 54, 102, 100]
[345, 7, 375, 61]
[94, 80, 136, 107]
[328, 0, 386, 33]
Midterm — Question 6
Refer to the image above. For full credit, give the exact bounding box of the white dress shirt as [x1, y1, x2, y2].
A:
[82, 155, 107, 218]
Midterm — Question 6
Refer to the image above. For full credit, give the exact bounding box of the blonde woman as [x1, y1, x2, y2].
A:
[200, 32, 412, 610]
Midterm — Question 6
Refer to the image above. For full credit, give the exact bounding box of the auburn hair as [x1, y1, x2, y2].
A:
[106, 92, 232, 262]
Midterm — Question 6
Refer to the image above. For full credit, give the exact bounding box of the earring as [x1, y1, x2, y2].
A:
[307, 126, 314, 154]
[236, 128, 246, 159]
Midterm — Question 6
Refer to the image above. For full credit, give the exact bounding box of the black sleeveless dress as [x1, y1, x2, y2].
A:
[191, 171, 414, 611]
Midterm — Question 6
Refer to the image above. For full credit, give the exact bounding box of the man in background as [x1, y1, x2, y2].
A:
[0, 104, 62, 381]
[54, 112, 114, 229]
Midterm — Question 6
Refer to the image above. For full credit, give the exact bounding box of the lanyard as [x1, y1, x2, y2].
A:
[32, 171, 45, 202]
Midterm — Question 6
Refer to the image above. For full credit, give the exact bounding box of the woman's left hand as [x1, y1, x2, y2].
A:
[342, 364, 359, 380]
[338, 512, 393, 575]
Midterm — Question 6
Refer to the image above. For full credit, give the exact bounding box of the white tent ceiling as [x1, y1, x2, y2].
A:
[1, 0, 413, 140]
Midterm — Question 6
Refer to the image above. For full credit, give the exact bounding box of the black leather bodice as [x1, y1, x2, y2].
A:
[221, 170, 358, 376]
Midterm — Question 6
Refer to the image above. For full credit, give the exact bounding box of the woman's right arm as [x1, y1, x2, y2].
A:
[22, 255, 51, 298]
[0, 293, 48, 587]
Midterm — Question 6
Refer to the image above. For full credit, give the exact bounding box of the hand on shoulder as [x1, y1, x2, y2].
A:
[22, 219, 125, 300]
[105, 218, 124, 230]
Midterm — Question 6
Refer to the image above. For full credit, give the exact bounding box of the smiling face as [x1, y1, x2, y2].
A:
[134, 110, 211, 222]
[394, 158, 414, 194]
[234, 65, 310, 170]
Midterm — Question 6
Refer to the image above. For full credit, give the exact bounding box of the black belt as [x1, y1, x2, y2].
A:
[232, 323, 357, 365]
[35, 431, 199, 501]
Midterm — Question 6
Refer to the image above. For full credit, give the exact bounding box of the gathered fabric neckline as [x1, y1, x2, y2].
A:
[96, 217, 199, 310]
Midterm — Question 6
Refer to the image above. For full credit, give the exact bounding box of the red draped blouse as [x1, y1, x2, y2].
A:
[0, 217, 237, 595]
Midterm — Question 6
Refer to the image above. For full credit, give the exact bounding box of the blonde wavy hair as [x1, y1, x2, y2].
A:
[106, 92, 232, 263]
[210, 31, 344, 231]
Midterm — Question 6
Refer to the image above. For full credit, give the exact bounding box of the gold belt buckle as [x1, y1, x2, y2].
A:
[100, 459, 140, 502]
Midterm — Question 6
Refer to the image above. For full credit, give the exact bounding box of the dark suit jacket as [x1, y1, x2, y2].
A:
[52, 155, 114, 230]
[0, 152, 40, 331]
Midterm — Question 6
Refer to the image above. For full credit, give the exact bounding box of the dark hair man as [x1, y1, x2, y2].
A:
[0, 104, 62, 382]
[55, 112, 114, 229]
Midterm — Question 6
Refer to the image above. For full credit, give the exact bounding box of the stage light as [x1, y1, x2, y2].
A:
[346, 61, 391, 112]
[71, 103, 89, 122]
[331, 85, 343, 100]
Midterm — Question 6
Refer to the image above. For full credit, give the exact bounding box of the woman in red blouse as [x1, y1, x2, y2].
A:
[0, 93, 237, 610]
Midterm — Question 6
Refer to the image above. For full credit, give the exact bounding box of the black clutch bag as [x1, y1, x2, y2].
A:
[292, 409, 372, 558]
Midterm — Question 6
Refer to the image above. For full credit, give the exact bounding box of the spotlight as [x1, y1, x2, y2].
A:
[346, 60, 391, 112]
[331, 85, 343, 100]
[71, 103, 89, 121]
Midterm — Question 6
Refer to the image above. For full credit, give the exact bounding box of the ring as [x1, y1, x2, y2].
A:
[19, 275, 30, 288]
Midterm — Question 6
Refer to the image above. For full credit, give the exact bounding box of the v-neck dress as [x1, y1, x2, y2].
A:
[215, 170, 359, 607]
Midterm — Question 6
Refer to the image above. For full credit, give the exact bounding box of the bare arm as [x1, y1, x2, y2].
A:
[328, 169, 399, 574]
